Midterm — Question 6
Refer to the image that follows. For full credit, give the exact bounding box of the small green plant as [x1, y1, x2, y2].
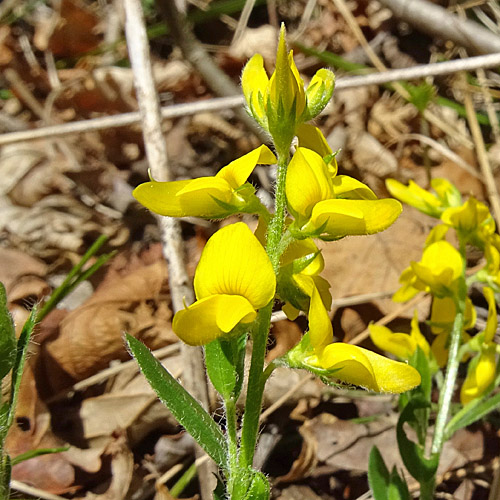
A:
[0, 235, 113, 498]
[128, 26, 421, 499]
[368, 178, 500, 499]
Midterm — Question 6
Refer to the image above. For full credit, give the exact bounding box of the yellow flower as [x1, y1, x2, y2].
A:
[386, 178, 461, 218]
[286, 147, 402, 240]
[241, 25, 334, 152]
[133, 145, 276, 219]
[461, 287, 498, 404]
[278, 238, 332, 320]
[393, 241, 463, 301]
[429, 296, 475, 367]
[172, 223, 275, 345]
[441, 197, 495, 244]
[369, 310, 430, 361]
[286, 287, 421, 393]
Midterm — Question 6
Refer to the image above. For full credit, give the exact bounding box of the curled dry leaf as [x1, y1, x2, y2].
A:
[6, 362, 76, 495]
[44, 256, 176, 381]
[34, 0, 101, 56]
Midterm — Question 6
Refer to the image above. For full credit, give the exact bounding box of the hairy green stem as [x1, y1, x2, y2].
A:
[422, 243, 467, 500]
[238, 302, 273, 471]
[225, 397, 239, 495]
[266, 152, 289, 272]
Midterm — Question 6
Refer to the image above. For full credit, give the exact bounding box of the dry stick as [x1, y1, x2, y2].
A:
[10, 480, 68, 500]
[348, 293, 426, 346]
[377, 0, 500, 55]
[231, 0, 257, 45]
[123, 1, 215, 499]
[154, 0, 269, 144]
[394, 133, 481, 179]
[462, 74, 500, 226]
[476, 68, 500, 142]
[2, 53, 500, 147]
[331, 0, 474, 149]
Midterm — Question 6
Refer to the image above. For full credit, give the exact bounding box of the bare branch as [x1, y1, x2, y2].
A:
[378, 0, 500, 55]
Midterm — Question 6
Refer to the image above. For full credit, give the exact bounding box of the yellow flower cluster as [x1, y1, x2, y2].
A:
[132, 27, 420, 394]
[383, 178, 499, 403]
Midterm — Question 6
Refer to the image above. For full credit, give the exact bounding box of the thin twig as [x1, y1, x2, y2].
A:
[476, 68, 500, 142]
[378, 0, 500, 55]
[348, 293, 427, 346]
[332, 0, 475, 148]
[47, 344, 181, 403]
[155, 0, 268, 143]
[462, 73, 500, 227]
[10, 480, 68, 500]
[231, 0, 256, 45]
[123, 1, 214, 498]
[393, 133, 481, 179]
[2, 52, 500, 147]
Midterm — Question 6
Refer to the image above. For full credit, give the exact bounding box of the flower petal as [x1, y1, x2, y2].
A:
[386, 179, 442, 217]
[241, 53, 269, 124]
[317, 343, 421, 393]
[305, 68, 335, 120]
[308, 198, 402, 238]
[216, 145, 276, 189]
[483, 286, 497, 343]
[332, 176, 377, 200]
[194, 222, 275, 309]
[286, 147, 333, 219]
[308, 285, 333, 350]
[296, 123, 332, 158]
[460, 350, 496, 404]
[172, 294, 256, 345]
[369, 324, 417, 360]
[133, 177, 232, 218]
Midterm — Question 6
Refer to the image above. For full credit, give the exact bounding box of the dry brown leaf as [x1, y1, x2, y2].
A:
[5, 362, 76, 495]
[44, 258, 175, 381]
[78, 352, 182, 447]
[276, 485, 323, 500]
[267, 320, 303, 362]
[0, 247, 47, 296]
[274, 413, 318, 484]
[82, 432, 134, 500]
[34, 0, 101, 56]
[349, 131, 398, 178]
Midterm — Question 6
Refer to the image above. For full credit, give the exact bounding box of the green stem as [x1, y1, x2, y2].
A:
[266, 152, 289, 272]
[238, 302, 273, 470]
[225, 397, 239, 495]
[422, 243, 468, 500]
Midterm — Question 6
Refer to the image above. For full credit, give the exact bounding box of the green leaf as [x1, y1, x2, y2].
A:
[406, 82, 436, 113]
[244, 471, 270, 500]
[6, 306, 37, 431]
[11, 447, 69, 466]
[205, 334, 246, 400]
[388, 467, 411, 500]
[368, 446, 390, 500]
[0, 282, 16, 380]
[445, 390, 500, 439]
[126, 334, 227, 469]
[396, 397, 438, 483]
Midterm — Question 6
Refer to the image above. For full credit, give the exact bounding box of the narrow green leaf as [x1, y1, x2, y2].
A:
[126, 334, 227, 468]
[445, 390, 500, 439]
[11, 447, 69, 466]
[0, 453, 11, 499]
[368, 446, 390, 500]
[7, 306, 37, 430]
[244, 470, 270, 500]
[205, 335, 246, 400]
[0, 283, 16, 380]
[388, 467, 411, 500]
[396, 397, 438, 483]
